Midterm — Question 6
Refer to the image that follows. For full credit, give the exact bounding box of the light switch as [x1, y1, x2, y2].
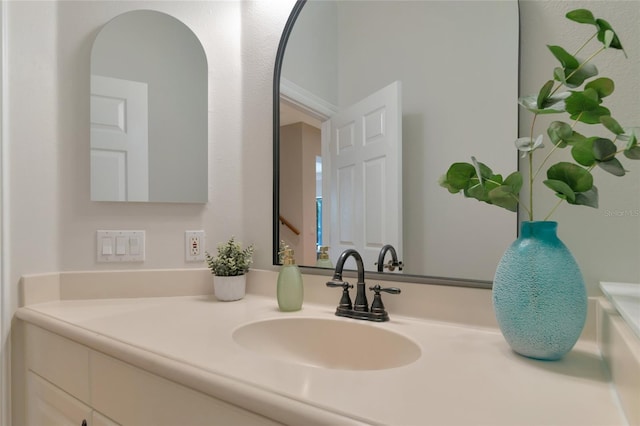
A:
[115, 236, 127, 255]
[97, 230, 145, 262]
[129, 236, 140, 255]
[101, 237, 113, 255]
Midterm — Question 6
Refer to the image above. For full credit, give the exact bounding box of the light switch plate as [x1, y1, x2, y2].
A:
[97, 230, 145, 262]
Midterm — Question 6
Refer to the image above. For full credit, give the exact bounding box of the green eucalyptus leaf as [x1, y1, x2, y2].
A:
[571, 137, 596, 166]
[515, 135, 544, 156]
[596, 18, 626, 54]
[604, 30, 614, 48]
[600, 116, 625, 135]
[566, 9, 596, 25]
[547, 121, 573, 147]
[488, 186, 518, 212]
[585, 78, 614, 98]
[548, 45, 579, 69]
[624, 146, 640, 160]
[593, 138, 617, 161]
[518, 94, 567, 114]
[570, 106, 611, 124]
[583, 87, 601, 103]
[471, 157, 498, 182]
[537, 80, 555, 109]
[565, 130, 587, 146]
[621, 127, 639, 149]
[597, 158, 626, 176]
[566, 89, 611, 124]
[571, 186, 599, 208]
[442, 163, 475, 192]
[547, 162, 593, 192]
[565, 91, 601, 115]
[465, 183, 490, 202]
[503, 171, 523, 194]
[554, 67, 567, 85]
[543, 179, 576, 202]
[565, 62, 599, 88]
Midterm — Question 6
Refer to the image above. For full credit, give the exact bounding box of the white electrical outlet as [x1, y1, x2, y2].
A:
[185, 230, 206, 262]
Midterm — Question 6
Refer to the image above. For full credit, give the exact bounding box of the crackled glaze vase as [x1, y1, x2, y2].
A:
[493, 221, 587, 360]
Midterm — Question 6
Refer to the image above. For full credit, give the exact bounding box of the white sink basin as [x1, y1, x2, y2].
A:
[232, 317, 421, 370]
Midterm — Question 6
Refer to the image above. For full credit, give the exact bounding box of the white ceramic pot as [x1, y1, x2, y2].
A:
[213, 274, 246, 301]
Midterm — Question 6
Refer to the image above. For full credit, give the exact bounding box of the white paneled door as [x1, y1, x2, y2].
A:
[90, 75, 148, 202]
[322, 81, 402, 269]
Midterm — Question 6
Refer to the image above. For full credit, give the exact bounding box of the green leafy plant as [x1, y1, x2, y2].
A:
[205, 237, 254, 276]
[440, 9, 639, 220]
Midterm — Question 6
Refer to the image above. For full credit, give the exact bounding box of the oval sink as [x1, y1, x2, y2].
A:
[232, 317, 421, 370]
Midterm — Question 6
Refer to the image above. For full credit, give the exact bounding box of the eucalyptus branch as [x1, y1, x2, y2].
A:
[549, 45, 606, 97]
[544, 198, 564, 221]
[528, 151, 534, 221]
[573, 32, 598, 57]
[533, 114, 583, 181]
[439, 8, 635, 221]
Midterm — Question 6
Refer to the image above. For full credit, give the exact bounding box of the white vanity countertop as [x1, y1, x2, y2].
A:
[16, 294, 625, 426]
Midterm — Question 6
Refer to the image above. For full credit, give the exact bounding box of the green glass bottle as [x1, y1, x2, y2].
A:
[315, 246, 333, 268]
[277, 249, 304, 311]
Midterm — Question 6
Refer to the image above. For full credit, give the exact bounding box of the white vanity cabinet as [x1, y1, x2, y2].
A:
[24, 323, 115, 426]
[23, 324, 281, 426]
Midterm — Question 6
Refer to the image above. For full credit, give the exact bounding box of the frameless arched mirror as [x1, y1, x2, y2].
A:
[274, 0, 520, 282]
[90, 10, 207, 203]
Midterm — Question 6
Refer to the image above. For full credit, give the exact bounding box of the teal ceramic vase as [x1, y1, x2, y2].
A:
[493, 221, 587, 360]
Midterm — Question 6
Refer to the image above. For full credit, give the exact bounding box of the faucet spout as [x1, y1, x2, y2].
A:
[376, 244, 403, 272]
[331, 249, 368, 312]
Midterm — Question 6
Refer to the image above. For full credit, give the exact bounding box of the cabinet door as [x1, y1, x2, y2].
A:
[26, 372, 92, 426]
[91, 352, 282, 426]
[92, 411, 120, 426]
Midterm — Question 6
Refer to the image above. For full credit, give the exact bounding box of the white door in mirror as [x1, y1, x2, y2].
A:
[323, 81, 402, 269]
[90, 75, 149, 202]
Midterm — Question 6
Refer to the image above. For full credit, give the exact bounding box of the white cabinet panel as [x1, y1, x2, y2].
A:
[91, 351, 281, 426]
[26, 372, 92, 426]
[25, 324, 90, 404]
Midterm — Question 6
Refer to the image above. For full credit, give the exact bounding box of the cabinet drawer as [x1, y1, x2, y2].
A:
[26, 371, 92, 426]
[25, 324, 90, 404]
[91, 352, 282, 426]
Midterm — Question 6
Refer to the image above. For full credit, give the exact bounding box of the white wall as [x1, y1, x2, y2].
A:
[282, 0, 339, 107]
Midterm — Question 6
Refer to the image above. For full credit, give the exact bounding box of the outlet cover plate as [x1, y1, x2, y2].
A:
[185, 230, 205, 262]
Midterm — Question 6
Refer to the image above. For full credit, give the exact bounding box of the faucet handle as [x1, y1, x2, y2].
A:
[326, 280, 354, 309]
[376, 260, 404, 272]
[369, 285, 400, 315]
[370, 284, 401, 295]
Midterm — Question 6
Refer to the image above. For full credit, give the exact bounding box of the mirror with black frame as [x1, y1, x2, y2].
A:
[90, 10, 208, 203]
[274, 0, 519, 282]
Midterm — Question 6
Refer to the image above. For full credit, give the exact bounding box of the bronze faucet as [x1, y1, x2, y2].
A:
[326, 249, 400, 322]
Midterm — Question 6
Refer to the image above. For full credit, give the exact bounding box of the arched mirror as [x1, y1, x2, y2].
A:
[274, 0, 520, 282]
[90, 10, 208, 203]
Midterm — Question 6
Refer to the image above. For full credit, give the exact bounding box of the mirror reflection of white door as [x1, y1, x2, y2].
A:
[90, 75, 149, 201]
[322, 81, 402, 269]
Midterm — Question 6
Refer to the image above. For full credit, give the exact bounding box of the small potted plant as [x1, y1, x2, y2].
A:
[205, 236, 254, 301]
